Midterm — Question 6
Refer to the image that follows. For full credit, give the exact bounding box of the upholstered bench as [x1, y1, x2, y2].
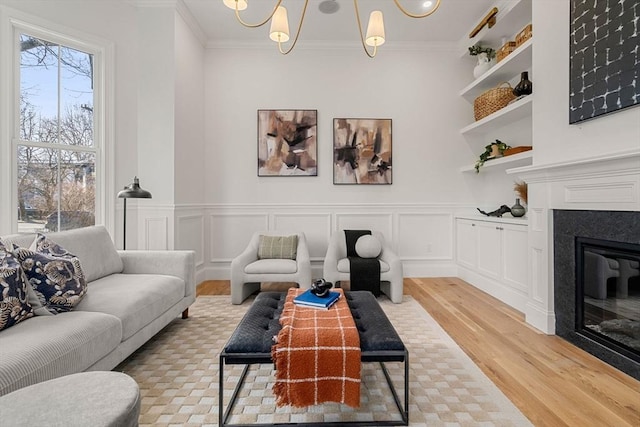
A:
[219, 291, 408, 427]
[0, 371, 140, 426]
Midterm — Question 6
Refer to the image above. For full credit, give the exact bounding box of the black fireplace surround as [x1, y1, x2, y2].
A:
[554, 210, 640, 380]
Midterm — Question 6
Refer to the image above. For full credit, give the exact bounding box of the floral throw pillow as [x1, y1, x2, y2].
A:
[0, 239, 34, 331]
[12, 234, 87, 315]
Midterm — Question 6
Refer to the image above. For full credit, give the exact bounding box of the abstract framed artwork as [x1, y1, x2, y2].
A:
[569, 0, 640, 123]
[333, 118, 392, 185]
[257, 109, 317, 176]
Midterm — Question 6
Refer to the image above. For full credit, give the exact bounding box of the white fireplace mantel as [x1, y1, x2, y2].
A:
[502, 149, 640, 334]
[509, 148, 640, 211]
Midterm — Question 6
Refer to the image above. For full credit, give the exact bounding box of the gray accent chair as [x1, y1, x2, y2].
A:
[584, 250, 620, 299]
[230, 231, 311, 304]
[323, 231, 404, 303]
[616, 258, 640, 298]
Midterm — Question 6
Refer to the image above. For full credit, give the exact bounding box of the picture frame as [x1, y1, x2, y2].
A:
[569, 0, 640, 123]
[257, 109, 317, 176]
[333, 118, 392, 185]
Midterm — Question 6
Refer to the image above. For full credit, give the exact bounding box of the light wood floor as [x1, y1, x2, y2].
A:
[197, 278, 640, 427]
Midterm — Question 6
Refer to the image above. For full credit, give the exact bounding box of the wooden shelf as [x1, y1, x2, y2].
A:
[460, 95, 533, 136]
[459, 150, 533, 173]
[467, 0, 533, 50]
[460, 39, 533, 102]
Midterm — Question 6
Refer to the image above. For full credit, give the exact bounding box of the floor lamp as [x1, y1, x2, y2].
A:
[117, 176, 152, 250]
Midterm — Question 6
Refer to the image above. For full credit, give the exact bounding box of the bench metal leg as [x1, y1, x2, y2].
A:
[219, 353, 409, 427]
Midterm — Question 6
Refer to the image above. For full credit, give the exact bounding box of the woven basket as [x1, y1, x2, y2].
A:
[474, 82, 517, 121]
[496, 41, 517, 62]
[516, 24, 533, 47]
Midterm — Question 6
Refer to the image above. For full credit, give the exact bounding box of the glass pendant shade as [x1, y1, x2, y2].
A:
[223, 0, 247, 11]
[270, 6, 290, 42]
[365, 11, 385, 47]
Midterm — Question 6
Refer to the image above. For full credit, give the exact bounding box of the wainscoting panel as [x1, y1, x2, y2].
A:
[199, 204, 465, 279]
[177, 214, 205, 267]
[335, 213, 393, 242]
[397, 213, 453, 260]
[272, 213, 332, 260]
[208, 213, 269, 262]
[145, 217, 168, 250]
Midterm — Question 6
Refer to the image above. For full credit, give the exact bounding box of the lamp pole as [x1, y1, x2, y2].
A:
[117, 177, 152, 250]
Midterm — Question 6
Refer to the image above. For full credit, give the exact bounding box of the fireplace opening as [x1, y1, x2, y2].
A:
[576, 237, 640, 363]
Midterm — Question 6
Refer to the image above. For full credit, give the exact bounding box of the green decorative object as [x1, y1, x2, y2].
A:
[474, 140, 511, 173]
[468, 44, 496, 59]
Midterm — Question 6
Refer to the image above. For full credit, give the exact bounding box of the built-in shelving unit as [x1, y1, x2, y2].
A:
[459, 0, 533, 172]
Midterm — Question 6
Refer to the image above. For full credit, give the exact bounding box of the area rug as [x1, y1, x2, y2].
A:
[116, 296, 532, 426]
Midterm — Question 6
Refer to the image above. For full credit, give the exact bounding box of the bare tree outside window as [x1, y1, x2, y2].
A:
[18, 34, 96, 233]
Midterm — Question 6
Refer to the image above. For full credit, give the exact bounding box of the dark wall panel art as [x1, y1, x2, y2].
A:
[569, 0, 639, 123]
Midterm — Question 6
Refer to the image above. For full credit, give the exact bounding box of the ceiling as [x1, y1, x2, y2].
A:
[182, 0, 496, 46]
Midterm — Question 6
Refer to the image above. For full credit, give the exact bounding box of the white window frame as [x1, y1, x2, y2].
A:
[0, 7, 115, 236]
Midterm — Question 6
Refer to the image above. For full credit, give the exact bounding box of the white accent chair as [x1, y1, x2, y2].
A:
[323, 231, 404, 303]
[230, 231, 312, 304]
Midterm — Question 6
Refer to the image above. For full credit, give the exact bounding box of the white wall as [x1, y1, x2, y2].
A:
[200, 45, 522, 278]
[0, 0, 139, 239]
[203, 46, 506, 205]
[532, 0, 640, 165]
[174, 12, 205, 206]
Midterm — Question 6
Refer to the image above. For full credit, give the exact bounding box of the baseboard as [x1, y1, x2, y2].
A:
[456, 266, 529, 314]
[525, 302, 556, 334]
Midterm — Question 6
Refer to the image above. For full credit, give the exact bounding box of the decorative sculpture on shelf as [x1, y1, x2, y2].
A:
[477, 205, 512, 217]
[311, 279, 333, 298]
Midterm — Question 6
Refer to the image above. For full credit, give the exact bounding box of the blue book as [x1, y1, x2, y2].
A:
[293, 290, 341, 309]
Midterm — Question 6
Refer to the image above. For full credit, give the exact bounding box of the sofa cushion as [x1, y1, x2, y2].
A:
[11, 235, 87, 315]
[258, 235, 298, 260]
[245, 259, 298, 274]
[0, 311, 122, 396]
[0, 240, 34, 331]
[337, 258, 390, 273]
[42, 226, 123, 282]
[74, 274, 185, 340]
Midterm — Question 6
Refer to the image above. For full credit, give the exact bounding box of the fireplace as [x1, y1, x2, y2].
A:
[554, 210, 640, 380]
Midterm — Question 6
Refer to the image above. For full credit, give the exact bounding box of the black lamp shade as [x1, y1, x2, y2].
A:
[117, 176, 152, 199]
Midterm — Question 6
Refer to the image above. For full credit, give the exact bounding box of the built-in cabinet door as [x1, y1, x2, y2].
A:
[501, 223, 529, 292]
[476, 221, 502, 280]
[456, 219, 477, 269]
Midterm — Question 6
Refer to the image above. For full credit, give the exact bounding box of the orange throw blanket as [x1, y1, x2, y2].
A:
[272, 288, 361, 408]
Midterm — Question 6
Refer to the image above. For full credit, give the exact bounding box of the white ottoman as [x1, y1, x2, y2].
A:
[0, 371, 140, 427]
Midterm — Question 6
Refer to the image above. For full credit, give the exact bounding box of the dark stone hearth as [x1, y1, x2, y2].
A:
[554, 210, 640, 380]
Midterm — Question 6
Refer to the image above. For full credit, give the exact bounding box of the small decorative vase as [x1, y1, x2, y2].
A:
[511, 198, 526, 217]
[513, 71, 533, 96]
[473, 52, 493, 78]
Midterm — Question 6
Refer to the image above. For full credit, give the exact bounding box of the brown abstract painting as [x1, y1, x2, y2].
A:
[333, 118, 392, 185]
[258, 110, 317, 176]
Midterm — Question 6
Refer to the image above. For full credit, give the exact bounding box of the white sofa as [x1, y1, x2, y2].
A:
[0, 226, 195, 396]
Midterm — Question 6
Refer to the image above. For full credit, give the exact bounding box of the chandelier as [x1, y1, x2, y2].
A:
[222, 0, 442, 58]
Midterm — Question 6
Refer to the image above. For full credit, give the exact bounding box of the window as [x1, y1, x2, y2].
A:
[16, 31, 101, 233]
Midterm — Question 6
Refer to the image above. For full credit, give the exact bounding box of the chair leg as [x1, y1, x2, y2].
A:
[182, 308, 189, 319]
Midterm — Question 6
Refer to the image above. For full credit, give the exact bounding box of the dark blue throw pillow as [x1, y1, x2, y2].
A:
[0, 239, 34, 331]
[11, 234, 87, 315]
